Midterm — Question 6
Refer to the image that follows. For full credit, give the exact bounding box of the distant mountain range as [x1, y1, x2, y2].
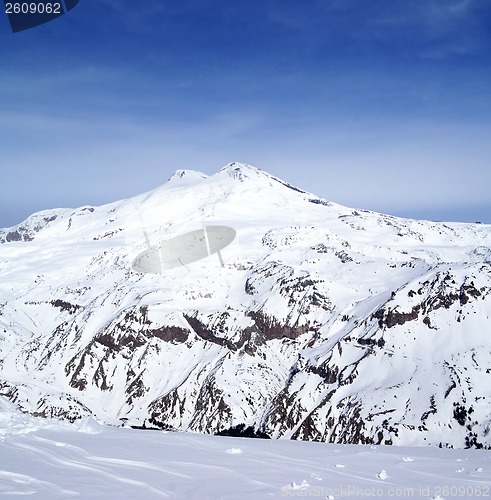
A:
[1, 162, 490, 448]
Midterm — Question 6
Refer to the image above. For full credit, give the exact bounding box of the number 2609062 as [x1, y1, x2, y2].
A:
[5, 3, 62, 14]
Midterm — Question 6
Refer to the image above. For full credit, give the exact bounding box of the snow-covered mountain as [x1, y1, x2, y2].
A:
[1, 162, 490, 448]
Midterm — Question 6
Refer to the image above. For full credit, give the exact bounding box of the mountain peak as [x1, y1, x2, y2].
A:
[218, 162, 266, 181]
[168, 169, 208, 182]
[2, 160, 491, 450]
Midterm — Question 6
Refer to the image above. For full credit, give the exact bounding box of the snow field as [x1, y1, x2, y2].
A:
[0, 413, 490, 499]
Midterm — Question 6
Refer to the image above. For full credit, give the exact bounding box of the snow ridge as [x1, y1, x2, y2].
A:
[1, 163, 490, 449]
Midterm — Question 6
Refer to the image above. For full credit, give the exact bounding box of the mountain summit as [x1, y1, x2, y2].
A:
[1, 164, 490, 448]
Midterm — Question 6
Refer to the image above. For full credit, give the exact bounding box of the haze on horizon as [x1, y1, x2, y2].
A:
[1, 0, 490, 227]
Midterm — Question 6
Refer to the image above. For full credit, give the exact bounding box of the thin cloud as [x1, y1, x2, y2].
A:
[95, 0, 166, 32]
[326, 0, 490, 57]
[1, 0, 490, 226]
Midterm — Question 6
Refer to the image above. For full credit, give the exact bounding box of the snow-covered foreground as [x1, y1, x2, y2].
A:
[1, 411, 489, 499]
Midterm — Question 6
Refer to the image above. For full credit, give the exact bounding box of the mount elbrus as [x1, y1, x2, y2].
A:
[1, 163, 490, 448]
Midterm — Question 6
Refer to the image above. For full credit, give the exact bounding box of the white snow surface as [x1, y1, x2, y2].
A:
[1, 162, 491, 449]
[0, 410, 490, 499]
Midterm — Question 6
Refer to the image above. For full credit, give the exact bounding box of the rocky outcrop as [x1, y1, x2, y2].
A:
[1, 163, 491, 448]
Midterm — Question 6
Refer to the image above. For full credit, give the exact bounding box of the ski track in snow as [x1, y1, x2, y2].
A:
[1, 163, 491, 498]
[0, 416, 490, 499]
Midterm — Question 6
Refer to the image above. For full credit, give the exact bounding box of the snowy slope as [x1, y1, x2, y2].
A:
[1, 162, 490, 448]
[1, 409, 490, 499]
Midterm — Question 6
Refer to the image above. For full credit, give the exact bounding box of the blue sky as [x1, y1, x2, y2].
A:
[1, 0, 491, 227]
